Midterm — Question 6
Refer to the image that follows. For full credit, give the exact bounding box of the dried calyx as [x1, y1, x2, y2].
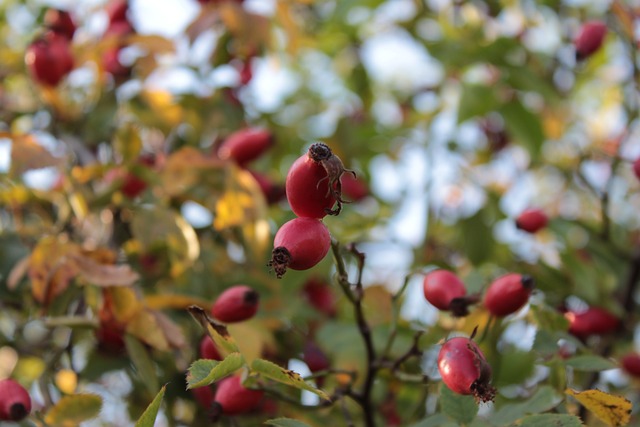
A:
[308, 143, 355, 216]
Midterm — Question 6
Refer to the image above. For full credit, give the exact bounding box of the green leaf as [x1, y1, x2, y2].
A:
[511, 414, 584, 427]
[409, 413, 455, 427]
[530, 304, 570, 332]
[493, 386, 563, 425]
[134, 385, 166, 427]
[250, 358, 330, 401]
[564, 355, 617, 372]
[124, 334, 159, 394]
[495, 349, 537, 387]
[440, 384, 478, 424]
[44, 394, 102, 427]
[188, 305, 241, 354]
[457, 209, 494, 265]
[499, 99, 545, 161]
[264, 418, 313, 427]
[186, 353, 245, 389]
[457, 84, 499, 123]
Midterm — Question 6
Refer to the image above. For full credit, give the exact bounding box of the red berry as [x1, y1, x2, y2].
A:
[25, 33, 74, 87]
[199, 336, 222, 361]
[268, 217, 331, 278]
[121, 172, 147, 199]
[633, 158, 640, 181]
[95, 324, 126, 354]
[302, 277, 337, 317]
[437, 336, 495, 402]
[218, 128, 274, 166]
[191, 385, 215, 409]
[106, 0, 129, 24]
[341, 172, 368, 202]
[285, 143, 351, 218]
[484, 274, 534, 317]
[565, 306, 620, 338]
[44, 9, 76, 40]
[248, 170, 286, 205]
[303, 341, 330, 373]
[575, 21, 607, 61]
[515, 208, 548, 233]
[212, 375, 264, 418]
[103, 47, 130, 78]
[211, 285, 259, 323]
[423, 270, 466, 311]
[0, 379, 31, 422]
[621, 353, 640, 378]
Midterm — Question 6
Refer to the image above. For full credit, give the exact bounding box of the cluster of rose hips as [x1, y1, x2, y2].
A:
[268, 143, 354, 278]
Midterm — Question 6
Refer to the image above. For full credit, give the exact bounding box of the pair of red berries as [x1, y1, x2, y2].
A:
[423, 270, 534, 318]
[269, 143, 352, 278]
[25, 9, 75, 87]
[0, 379, 31, 422]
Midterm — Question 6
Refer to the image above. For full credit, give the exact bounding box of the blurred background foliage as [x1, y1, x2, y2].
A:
[1, 0, 640, 426]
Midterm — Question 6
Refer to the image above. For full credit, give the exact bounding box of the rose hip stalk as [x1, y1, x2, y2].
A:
[286, 143, 353, 217]
[422, 270, 478, 317]
[269, 217, 331, 278]
[211, 285, 259, 323]
[437, 334, 496, 402]
[0, 379, 31, 421]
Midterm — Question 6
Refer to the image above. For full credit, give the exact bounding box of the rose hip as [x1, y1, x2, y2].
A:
[218, 128, 274, 166]
[199, 335, 222, 361]
[515, 208, 548, 233]
[575, 21, 607, 61]
[211, 285, 259, 323]
[25, 33, 74, 87]
[0, 379, 31, 421]
[565, 306, 620, 338]
[423, 270, 477, 316]
[268, 217, 331, 278]
[484, 274, 534, 317]
[211, 375, 264, 419]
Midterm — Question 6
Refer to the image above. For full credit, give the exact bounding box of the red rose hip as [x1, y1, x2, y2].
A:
[211, 285, 259, 323]
[565, 306, 620, 338]
[438, 336, 495, 402]
[575, 21, 607, 61]
[484, 274, 534, 317]
[621, 353, 640, 378]
[44, 9, 76, 40]
[285, 143, 352, 217]
[515, 208, 548, 233]
[423, 270, 475, 316]
[25, 33, 74, 87]
[341, 172, 368, 202]
[268, 217, 331, 278]
[633, 158, 640, 181]
[218, 128, 274, 166]
[211, 375, 264, 419]
[302, 277, 337, 317]
[199, 335, 222, 360]
[0, 379, 31, 421]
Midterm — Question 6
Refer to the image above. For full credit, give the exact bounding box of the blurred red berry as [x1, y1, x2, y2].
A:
[484, 274, 534, 317]
[515, 208, 548, 233]
[565, 306, 620, 338]
[44, 9, 76, 40]
[341, 172, 368, 202]
[211, 285, 259, 323]
[0, 379, 31, 422]
[218, 128, 274, 167]
[25, 33, 74, 87]
[621, 353, 640, 378]
[632, 158, 640, 181]
[212, 375, 264, 418]
[575, 21, 607, 60]
[199, 336, 222, 360]
[302, 277, 337, 317]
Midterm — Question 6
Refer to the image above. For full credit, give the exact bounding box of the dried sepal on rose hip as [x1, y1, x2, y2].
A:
[422, 269, 479, 317]
[286, 143, 354, 218]
[437, 328, 496, 403]
[268, 217, 331, 278]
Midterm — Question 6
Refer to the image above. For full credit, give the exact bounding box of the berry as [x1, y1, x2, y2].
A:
[0, 379, 31, 422]
[218, 128, 274, 166]
[103, 47, 130, 78]
[211, 375, 264, 419]
[106, 0, 129, 24]
[104, 20, 134, 39]
[303, 341, 330, 373]
[515, 208, 548, 233]
[484, 274, 534, 317]
[248, 170, 286, 205]
[191, 385, 215, 410]
[423, 270, 468, 315]
[621, 353, 640, 378]
[268, 217, 331, 278]
[211, 285, 259, 323]
[285, 143, 352, 218]
[341, 172, 368, 202]
[199, 336, 222, 361]
[437, 336, 496, 402]
[565, 306, 620, 338]
[44, 9, 76, 40]
[575, 21, 607, 61]
[633, 158, 640, 181]
[302, 277, 337, 317]
[25, 33, 74, 87]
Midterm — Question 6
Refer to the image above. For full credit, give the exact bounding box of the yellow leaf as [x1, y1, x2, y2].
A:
[213, 166, 266, 231]
[126, 309, 170, 352]
[144, 294, 212, 311]
[228, 320, 277, 363]
[566, 388, 631, 427]
[44, 394, 102, 427]
[106, 287, 141, 324]
[28, 237, 80, 305]
[141, 90, 182, 126]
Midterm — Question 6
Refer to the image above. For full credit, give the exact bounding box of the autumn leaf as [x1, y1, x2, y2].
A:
[71, 254, 139, 287]
[566, 388, 631, 427]
[28, 237, 80, 305]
